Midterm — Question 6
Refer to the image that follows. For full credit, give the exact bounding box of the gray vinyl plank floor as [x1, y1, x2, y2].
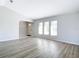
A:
[0, 38, 79, 58]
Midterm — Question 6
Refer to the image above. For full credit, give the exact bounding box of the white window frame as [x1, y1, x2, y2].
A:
[38, 22, 43, 35]
[44, 21, 49, 35]
[50, 20, 57, 36]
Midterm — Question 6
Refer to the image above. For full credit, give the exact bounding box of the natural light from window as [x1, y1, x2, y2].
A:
[38, 22, 43, 35]
[44, 21, 49, 35]
[51, 21, 57, 36]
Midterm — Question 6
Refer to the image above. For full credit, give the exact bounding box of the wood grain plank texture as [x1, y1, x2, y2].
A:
[0, 38, 79, 58]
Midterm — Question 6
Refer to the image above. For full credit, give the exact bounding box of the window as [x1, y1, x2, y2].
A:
[38, 22, 43, 34]
[51, 21, 57, 36]
[44, 21, 49, 35]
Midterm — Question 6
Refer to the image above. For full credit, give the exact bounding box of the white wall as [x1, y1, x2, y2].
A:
[27, 22, 32, 35]
[57, 12, 79, 45]
[33, 12, 79, 45]
[0, 6, 26, 41]
[19, 21, 27, 39]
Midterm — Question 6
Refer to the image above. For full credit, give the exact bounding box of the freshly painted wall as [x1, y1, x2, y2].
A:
[19, 21, 27, 39]
[32, 12, 79, 45]
[0, 6, 26, 41]
[27, 22, 32, 35]
[57, 12, 79, 45]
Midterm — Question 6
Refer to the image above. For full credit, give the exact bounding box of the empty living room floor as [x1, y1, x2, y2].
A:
[0, 38, 79, 58]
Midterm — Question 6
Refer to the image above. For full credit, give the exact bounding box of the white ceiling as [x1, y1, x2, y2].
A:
[0, 0, 79, 19]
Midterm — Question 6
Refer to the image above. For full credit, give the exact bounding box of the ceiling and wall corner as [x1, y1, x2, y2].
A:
[0, 0, 79, 20]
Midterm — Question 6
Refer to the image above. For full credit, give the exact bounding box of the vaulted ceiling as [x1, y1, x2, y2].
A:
[0, 0, 79, 20]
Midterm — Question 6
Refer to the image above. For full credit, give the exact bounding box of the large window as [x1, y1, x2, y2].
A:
[44, 21, 49, 35]
[51, 21, 57, 36]
[38, 22, 43, 34]
[38, 21, 57, 36]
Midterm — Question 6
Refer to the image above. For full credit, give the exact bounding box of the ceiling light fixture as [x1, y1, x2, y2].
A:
[10, 0, 13, 3]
